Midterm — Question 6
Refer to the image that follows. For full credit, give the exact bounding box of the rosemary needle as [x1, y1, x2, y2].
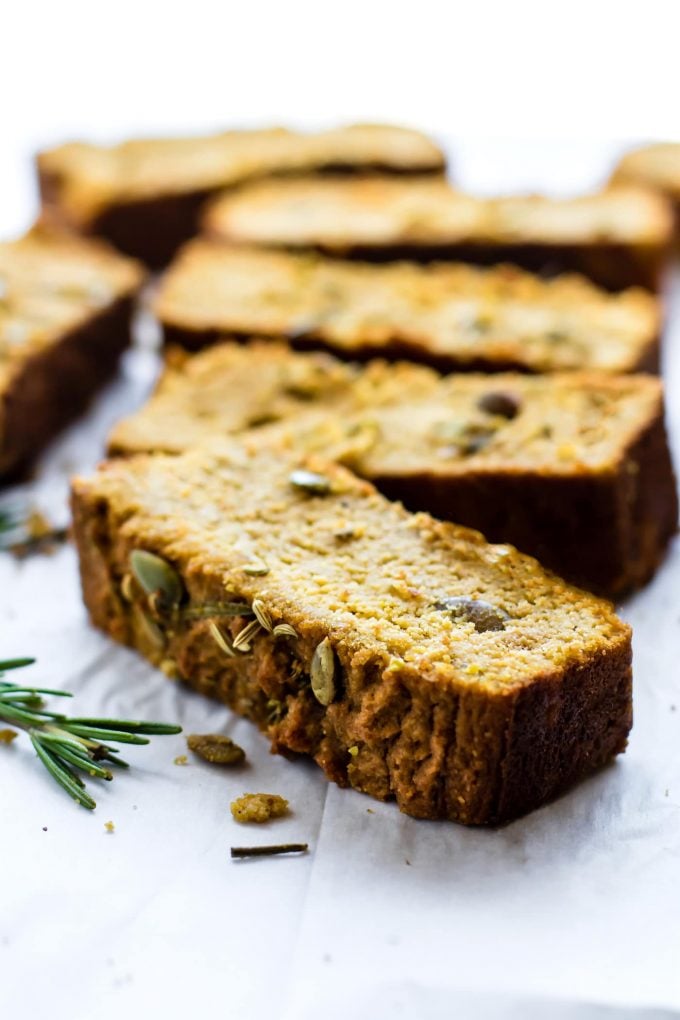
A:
[0, 657, 181, 809]
[231, 844, 309, 859]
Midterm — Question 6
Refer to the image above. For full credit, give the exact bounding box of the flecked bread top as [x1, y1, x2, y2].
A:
[72, 441, 630, 692]
[154, 241, 660, 373]
[37, 124, 445, 227]
[612, 143, 680, 202]
[0, 230, 144, 392]
[204, 176, 674, 249]
[108, 341, 664, 477]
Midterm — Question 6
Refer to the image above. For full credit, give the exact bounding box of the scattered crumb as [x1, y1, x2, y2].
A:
[671, 705, 677, 712]
[405, 859, 412, 866]
[42, 826, 47, 832]
[0, 728, 18, 744]
[104, 821, 115, 834]
[665, 789, 670, 797]
[187, 733, 246, 765]
[160, 659, 181, 680]
[8, 509, 68, 559]
[366, 808, 374, 814]
[173, 755, 188, 766]
[26, 509, 54, 541]
[230, 793, 289, 824]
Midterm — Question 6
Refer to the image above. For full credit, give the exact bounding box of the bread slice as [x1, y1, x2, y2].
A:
[155, 240, 661, 373]
[71, 441, 632, 825]
[108, 342, 678, 597]
[0, 230, 144, 478]
[36, 125, 445, 267]
[611, 144, 680, 240]
[203, 177, 674, 291]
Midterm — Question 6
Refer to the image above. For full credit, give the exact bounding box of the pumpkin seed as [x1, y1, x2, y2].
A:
[130, 550, 184, 608]
[434, 596, 509, 633]
[242, 560, 269, 576]
[310, 637, 336, 706]
[289, 469, 332, 495]
[477, 391, 521, 420]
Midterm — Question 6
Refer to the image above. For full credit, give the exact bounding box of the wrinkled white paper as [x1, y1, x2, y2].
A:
[2, 146, 680, 1020]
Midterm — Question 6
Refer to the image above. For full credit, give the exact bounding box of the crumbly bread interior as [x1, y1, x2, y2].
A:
[205, 176, 673, 246]
[155, 242, 659, 372]
[0, 230, 143, 389]
[75, 441, 630, 692]
[109, 341, 663, 476]
[37, 125, 445, 224]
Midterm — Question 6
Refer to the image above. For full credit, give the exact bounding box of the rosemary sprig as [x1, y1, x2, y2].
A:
[0, 657, 181, 809]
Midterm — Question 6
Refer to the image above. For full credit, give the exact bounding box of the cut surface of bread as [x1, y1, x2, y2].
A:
[204, 177, 674, 290]
[155, 241, 661, 373]
[108, 342, 678, 596]
[36, 125, 445, 266]
[71, 441, 632, 824]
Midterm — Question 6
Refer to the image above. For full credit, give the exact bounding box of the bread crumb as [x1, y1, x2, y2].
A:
[0, 728, 18, 744]
[174, 754, 188, 766]
[104, 821, 115, 833]
[187, 733, 245, 765]
[230, 793, 289, 823]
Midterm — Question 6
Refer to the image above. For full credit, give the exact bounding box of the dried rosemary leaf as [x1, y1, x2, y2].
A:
[231, 843, 308, 859]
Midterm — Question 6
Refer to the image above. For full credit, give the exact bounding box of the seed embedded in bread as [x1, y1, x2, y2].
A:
[71, 440, 633, 825]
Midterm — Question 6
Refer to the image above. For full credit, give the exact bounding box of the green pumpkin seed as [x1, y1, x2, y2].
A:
[434, 596, 509, 633]
[289, 469, 332, 496]
[477, 391, 521, 420]
[242, 560, 269, 576]
[130, 550, 184, 607]
[310, 637, 336, 706]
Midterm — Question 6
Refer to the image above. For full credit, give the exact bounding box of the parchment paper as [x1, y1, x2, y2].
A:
[2, 143, 679, 1020]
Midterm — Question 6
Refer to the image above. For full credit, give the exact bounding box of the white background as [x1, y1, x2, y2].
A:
[2, 4, 680, 1019]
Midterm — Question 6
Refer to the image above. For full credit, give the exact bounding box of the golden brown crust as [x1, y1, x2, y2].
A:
[36, 125, 445, 266]
[204, 178, 674, 290]
[107, 341, 678, 595]
[154, 241, 661, 373]
[0, 230, 144, 477]
[71, 442, 632, 824]
[612, 144, 680, 202]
